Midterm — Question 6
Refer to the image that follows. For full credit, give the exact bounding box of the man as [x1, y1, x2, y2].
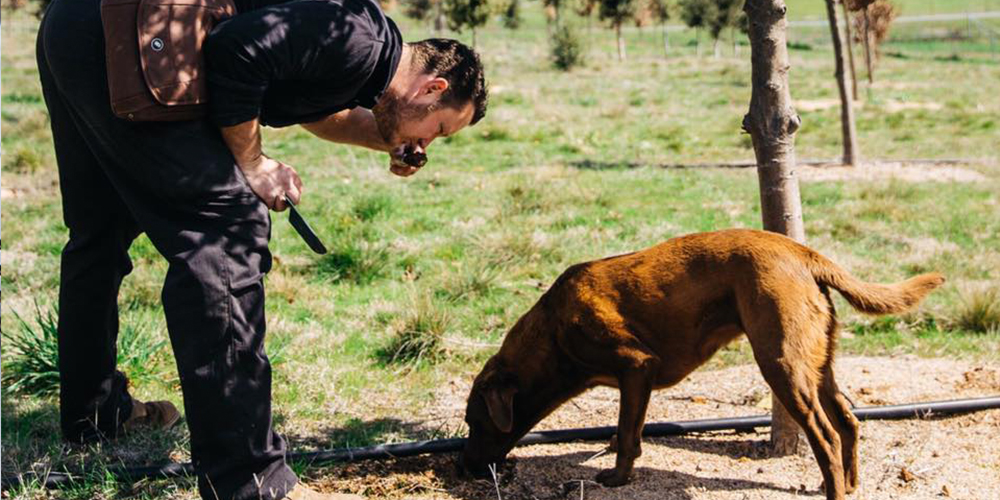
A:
[35, 0, 487, 497]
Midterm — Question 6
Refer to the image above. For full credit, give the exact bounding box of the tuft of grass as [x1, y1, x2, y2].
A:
[953, 288, 1000, 334]
[375, 296, 451, 366]
[502, 181, 551, 217]
[2, 146, 43, 174]
[438, 261, 503, 302]
[1, 304, 165, 397]
[316, 237, 391, 285]
[352, 192, 394, 222]
[1, 304, 60, 396]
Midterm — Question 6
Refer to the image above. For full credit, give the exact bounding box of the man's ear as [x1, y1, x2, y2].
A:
[422, 77, 449, 96]
[484, 385, 516, 433]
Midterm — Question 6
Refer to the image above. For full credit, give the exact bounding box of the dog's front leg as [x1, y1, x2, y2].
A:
[596, 355, 658, 487]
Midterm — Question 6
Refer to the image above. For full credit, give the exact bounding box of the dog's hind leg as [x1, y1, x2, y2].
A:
[741, 297, 847, 499]
[819, 364, 860, 494]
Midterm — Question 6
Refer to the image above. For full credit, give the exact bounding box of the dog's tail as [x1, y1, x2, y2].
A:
[806, 251, 945, 315]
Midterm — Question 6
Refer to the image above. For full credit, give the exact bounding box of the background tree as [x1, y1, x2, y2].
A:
[741, 0, 809, 455]
[646, 0, 674, 57]
[573, 0, 600, 33]
[826, 0, 859, 165]
[599, 0, 639, 61]
[502, 0, 522, 29]
[840, 0, 859, 99]
[847, 0, 897, 84]
[445, 0, 492, 47]
[705, 0, 744, 57]
[679, 0, 743, 58]
[544, 0, 566, 27]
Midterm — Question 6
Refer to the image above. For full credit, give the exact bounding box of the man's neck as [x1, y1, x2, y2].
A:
[387, 44, 415, 97]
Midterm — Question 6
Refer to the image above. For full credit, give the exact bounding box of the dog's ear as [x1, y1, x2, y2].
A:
[484, 385, 517, 433]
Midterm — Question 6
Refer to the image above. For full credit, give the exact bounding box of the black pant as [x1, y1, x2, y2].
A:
[36, 0, 297, 498]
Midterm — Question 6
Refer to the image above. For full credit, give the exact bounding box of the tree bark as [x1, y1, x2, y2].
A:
[862, 6, 875, 84]
[825, 0, 859, 166]
[841, 0, 858, 100]
[742, 0, 808, 456]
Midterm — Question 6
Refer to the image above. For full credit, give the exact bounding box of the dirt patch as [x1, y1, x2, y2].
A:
[798, 162, 987, 183]
[312, 356, 1000, 499]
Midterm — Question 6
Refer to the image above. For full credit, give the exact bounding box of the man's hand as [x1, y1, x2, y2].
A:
[388, 144, 426, 177]
[240, 154, 302, 211]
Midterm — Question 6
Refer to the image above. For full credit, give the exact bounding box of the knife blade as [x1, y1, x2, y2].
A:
[285, 196, 328, 255]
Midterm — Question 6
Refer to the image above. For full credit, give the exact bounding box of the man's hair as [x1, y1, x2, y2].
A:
[408, 38, 488, 126]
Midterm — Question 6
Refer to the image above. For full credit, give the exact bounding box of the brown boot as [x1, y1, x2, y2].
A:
[122, 399, 181, 432]
[284, 483, 364, 500]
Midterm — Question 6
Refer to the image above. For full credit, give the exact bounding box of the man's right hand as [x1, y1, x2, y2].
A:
[239, 154, 302, 211]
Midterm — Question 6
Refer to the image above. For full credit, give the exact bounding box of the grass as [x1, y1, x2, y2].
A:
[2, 0, 999, 497]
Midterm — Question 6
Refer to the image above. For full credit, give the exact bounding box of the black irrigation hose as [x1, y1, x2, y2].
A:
[4, 396, 999, 491]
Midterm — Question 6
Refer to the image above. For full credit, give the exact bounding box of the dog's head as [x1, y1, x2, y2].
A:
[459, 356, 521, 478]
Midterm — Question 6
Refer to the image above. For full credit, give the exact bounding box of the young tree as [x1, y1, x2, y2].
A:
[599, 0, 638, 61]
[679, 0, 711, 56]
[705, 0, 743, 58]
[679, 0, 741, 58]
[840, 0, 859, 100]
[742, 0, 809, 456]
[847, 0, 897, 84]
[825, 0, 859, 165]
[502, 0, 522, 29]
[542, 0, 566, 27]
[646, 0, 674, 56]
[445, 0, 492, 47]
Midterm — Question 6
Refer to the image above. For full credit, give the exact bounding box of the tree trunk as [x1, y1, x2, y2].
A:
[841, 0, 858, 100]
[825, 0, 859, 166]
[696, 28, 701, 57]
[616, 23, 626, 61]
[742, 0, 808, 457]
[434, 1, 444, 32]
[862, 6, 875, 84]
[713, 37, 720, 58]
[472, 27, 478, 49]
[663, 23, 670, 56]
[732, 27, 738, 57]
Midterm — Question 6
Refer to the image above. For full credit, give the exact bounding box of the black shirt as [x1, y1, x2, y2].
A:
[204, 0, 402, 128]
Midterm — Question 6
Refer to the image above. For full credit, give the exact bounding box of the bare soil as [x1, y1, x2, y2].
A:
[312, 356, 1000, 500]
[797, 162, 987, 183]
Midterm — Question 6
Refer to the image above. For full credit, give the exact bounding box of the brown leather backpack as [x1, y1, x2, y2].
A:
[101, 0, 236, 121]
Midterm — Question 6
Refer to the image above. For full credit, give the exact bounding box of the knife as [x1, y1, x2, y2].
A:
[284, 196, 328, 255]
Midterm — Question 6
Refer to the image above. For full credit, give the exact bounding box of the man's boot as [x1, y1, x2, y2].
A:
[122, 399, 181, 432]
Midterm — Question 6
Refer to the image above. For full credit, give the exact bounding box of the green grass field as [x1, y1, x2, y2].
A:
[2, 0, 999, 498]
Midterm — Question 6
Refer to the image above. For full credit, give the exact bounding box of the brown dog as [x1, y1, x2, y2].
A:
[461, 229, 944, 499]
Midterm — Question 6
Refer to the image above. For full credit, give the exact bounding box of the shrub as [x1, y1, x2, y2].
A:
[550, 25, 584, 71]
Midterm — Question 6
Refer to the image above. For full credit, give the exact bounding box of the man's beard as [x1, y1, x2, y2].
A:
[372, 89, 436, 144]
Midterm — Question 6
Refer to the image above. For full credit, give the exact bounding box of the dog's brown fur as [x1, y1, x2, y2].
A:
[461, 229, 944, 500]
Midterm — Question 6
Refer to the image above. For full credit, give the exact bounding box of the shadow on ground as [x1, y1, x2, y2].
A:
[309, 434, 811, 500]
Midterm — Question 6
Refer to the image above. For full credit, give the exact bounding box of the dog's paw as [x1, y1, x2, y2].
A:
[595, 468, 630, 487]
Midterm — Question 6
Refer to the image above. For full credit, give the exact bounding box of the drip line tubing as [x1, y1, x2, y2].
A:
[4, 396, 998, 490]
